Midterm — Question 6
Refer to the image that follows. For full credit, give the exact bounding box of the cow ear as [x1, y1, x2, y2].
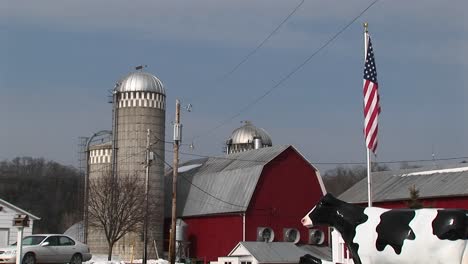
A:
[323, 193, 337, 204]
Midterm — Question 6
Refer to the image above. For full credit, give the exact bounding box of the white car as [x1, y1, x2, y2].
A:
[0, 234, 92, 264]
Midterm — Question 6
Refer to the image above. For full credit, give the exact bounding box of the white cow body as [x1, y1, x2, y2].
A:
[354, 208, 467, 264]
[301, 194, 468, 264]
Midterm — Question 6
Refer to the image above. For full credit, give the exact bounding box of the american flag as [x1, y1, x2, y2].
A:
[363, 35, 381, 153]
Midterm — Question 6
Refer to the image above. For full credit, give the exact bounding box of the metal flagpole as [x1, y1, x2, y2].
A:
[364, 22, 372, 207]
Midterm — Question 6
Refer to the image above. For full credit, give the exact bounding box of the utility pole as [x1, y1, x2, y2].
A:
[169, 99, 181, 264]
[143, 129, 151, 264]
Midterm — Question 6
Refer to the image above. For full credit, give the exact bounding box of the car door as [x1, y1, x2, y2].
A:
[57, 236, 76, 262]
[36, 236, 60, 263]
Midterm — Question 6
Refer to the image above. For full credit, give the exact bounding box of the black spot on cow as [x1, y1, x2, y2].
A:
[375, 210, 416, 254]
[299, 254, 322, 264]
[432, 209, 468, 240]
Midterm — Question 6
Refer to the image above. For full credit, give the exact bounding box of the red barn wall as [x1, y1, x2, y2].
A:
[183, 214, 243, 262]
[169, 147, 326, 262]
[245, 147, 325, 244]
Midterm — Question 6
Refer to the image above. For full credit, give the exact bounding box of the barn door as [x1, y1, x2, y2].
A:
[0, 229, 9, 247]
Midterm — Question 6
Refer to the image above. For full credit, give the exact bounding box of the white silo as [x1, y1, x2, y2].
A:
[86, 141, 113, 254]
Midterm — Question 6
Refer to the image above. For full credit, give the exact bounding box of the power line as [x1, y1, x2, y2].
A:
[164, 148, 468, 166]
[190, 0, 379, 142]
[151, 149, 246, 209]
[87, 140, 161, 175]
[218, 0, 306, 81]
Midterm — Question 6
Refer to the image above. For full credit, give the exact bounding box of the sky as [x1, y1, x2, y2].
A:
[1, 0, 467, 173]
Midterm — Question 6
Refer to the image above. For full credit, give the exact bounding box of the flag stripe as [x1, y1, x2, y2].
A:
[363, 34, 380, 154]
[364, 82, 377, 117]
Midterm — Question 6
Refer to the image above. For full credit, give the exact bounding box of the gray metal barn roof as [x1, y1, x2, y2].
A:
[165, 145, 316, 217]
[339, 164, 468, 204]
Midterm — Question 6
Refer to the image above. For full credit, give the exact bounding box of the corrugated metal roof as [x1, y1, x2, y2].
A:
[233, 242, 310, 263]
[165, 145, 291, 217]
[339, 164, 468, 204]
[298, 245, 332, 261]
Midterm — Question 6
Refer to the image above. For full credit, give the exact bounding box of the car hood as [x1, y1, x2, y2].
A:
[0, 245, 35, 251]
[0, 246, 15, 251]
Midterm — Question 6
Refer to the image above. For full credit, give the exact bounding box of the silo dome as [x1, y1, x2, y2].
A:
[226, 121, 272, 154]
[115, 71, 165, 94]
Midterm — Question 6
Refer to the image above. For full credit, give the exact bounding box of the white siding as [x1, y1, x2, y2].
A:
[0, 203, 35, 245]
[0, 229, 9, 247]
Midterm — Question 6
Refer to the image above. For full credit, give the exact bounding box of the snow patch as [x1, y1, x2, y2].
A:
[401, 166, 468, 177]
[85, 255, 169, 264]
[178, 164, 202, 173]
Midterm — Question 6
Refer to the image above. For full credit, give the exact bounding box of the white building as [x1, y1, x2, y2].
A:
[212, 242, 331, 264]
[0, 198, 40, 247]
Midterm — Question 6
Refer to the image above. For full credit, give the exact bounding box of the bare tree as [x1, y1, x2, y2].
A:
[323, 164, 390, 196]
[88, 173, 145, 260]
[399, 161, 422, 170]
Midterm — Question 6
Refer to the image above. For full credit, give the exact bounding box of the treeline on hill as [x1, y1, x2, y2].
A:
[322, 163, 390, 196]
[0, 157, 83, 233]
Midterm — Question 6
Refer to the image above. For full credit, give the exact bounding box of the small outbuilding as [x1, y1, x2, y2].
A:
[0, 198, 40, 247]
[212, 242, 330, 264]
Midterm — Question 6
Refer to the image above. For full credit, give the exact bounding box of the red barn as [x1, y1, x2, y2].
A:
[339, 164, 468, 209]
[164, 145, 327, 262]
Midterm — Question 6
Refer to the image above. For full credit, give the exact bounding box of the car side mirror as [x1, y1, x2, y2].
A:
[41, 242, 50, 247]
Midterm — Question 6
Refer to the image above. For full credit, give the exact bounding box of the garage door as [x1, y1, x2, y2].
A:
[0, 229, 9, 247]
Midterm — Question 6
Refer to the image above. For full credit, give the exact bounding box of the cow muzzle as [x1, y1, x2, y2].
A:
[301, 215, 313, 228]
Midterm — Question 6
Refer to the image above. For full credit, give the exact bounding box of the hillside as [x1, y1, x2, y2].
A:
[0, 157, 83, 233]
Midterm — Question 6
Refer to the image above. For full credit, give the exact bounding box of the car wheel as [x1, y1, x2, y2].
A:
[22, 253, 36, 264]
[70, 254, 82, 264]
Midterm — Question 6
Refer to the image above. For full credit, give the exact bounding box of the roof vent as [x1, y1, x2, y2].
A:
[257, 227, 275, 242]
[283, 228, 300, 244]
[308, 229, 325, 245]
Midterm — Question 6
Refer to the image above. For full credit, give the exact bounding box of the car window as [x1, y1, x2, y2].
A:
[22, 236, 47, 246]
[59, 236, 75, 246]
[44, 236, 59, 246]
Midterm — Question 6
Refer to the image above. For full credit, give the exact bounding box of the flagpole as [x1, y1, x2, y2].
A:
[364, 22, 372, 207]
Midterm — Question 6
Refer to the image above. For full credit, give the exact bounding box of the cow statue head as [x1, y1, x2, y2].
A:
[301, 193, 342, 228]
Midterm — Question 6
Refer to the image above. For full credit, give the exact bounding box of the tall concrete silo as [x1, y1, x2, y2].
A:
[113, 70, 166, 258]
[85, 69, 166, 259]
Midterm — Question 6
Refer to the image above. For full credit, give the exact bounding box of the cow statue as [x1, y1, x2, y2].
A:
[301, 194, 468, 264]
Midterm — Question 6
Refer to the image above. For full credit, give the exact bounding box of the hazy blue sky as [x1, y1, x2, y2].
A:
[1, 0, 467, 172]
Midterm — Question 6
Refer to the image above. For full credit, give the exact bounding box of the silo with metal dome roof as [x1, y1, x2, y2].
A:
[114, 70, 166, 258]
[225, 121, 272, 154]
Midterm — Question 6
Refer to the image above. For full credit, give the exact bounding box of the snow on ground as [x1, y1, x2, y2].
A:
[84, 254, 169, 264]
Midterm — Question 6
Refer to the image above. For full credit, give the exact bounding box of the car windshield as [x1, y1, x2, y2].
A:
[22, 236, 47, 246]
